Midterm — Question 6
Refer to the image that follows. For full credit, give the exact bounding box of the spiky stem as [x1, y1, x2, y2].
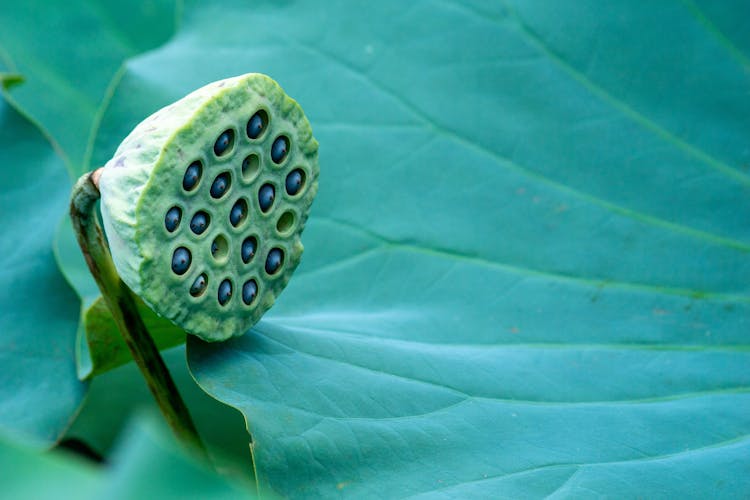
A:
[70, 169, 207, 459]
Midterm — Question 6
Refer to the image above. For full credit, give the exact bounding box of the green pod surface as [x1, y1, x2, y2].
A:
[99, 73, 319, 341]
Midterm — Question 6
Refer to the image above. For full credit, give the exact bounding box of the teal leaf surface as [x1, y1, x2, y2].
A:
[0, 0, 178, 175]
[0, 99, 86, 445]
[174, 1, 748, 497]
[1, 0, 749, 497]
[1, 412, 255, 499]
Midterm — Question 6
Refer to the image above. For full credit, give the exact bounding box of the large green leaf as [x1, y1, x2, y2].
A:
[0, 0, 177, 175]
[1, 412, 255, 499]
[3, 0, 750, 497]
[179, 1, 749, 497]
[0, 99, 86, 445]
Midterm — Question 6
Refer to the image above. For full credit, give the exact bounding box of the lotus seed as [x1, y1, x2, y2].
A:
[265, 248, 283, 275]
[190, 273, 208, 297]
[285, 169, 304, 196]
[190, 211, 210, 235]
[183, 161, 202, 191]
[242, 279, 258, 305]
[247, 111, 266, 139]
[271, 136, 289, 164]
[258, 184, 275, 212]
[165, 206, 182, 232]
[230, 199, 248, 227]
[171, 247, 192, 275]
[211, 240, 218, 256]
[210, 172, 231, 199]
[218, 279, 233, 306]
[241, 236, 257, 263]
[214, 129, 234, 156]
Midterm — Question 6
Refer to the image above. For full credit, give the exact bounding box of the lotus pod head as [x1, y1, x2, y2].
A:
[99, 73, 319, 341]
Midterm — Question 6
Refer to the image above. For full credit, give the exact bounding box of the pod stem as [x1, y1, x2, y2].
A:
[70, 169, 207, 460]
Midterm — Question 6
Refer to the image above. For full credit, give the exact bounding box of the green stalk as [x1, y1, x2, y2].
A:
[70, 169, 207, 459]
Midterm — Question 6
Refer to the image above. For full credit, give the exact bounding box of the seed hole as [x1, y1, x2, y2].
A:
[210, 172, 232, 199]
[214, 129, 235, 156]
[271, 135, 290, 164]
[230, 199, 248, 227]
[265, 248, 284, 275]
[190, 211, 210, 235]
[285, 168, 305, 196]
[242, 154, 260, 183]
[218, 279, 233, 306]
[246, 110, 268, 140]
[183, 161, 202, 191]
[171, 247, 191, 275]
[241, 236, 257, 264]
[242, 279, 258, 305]
[165, 206, 182, 232]
[258, 183, 275, 213]
[189, 273, 208, 297]
[276, 211, 294, 234]
[211, 235, 229, 262]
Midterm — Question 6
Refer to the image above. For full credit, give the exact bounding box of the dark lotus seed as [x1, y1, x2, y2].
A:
[242, 279, 258, 305]
[190, 273, 208, 297]
[190, 211, 210, 235]
[241, 236, 257, 263]
[247, 111, 265, 139]
[210, 172, 231, 199]
[183, 161, 202, 191]
[230, 199, 248, 227]
[271, 136, 289, 164]
[171, 247, 191, 275]
[165, 206, 182, 232]
[218, 279, 233, 306]
[214, 129, 234, 156]
[265, 248, 283, 275]
[211, 240, 219, 256]
[285, 169, 304, 196]
[258, 184, 275, 212]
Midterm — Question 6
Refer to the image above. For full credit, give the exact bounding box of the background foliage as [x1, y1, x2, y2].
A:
[1, 0, 749, 498]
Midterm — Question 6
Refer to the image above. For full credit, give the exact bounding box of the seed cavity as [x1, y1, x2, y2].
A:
[211, 235, 229, 262]
[285, 168, 305, 196]
[258, 183, 275, 213]
[165, 206, 182, 232]
[242, 154, 260, 183]
[171, 247, 191, 275]
[265, 248, 284, 275]
[242, 279, 258, 305]
[241, 236, 257, 264]
[183, 161, 202, 191]
[276, 211, 294, 234]
[190, 211, 210, 235]
[230, 199, 248, 227]
[247, 110, 268, 140]
[218, 279, 233, 306]
[210, 172, 231, 199]
[214, 129, 235, 156]
[271, 135, 290, 164]
[190, 273, 208, 297]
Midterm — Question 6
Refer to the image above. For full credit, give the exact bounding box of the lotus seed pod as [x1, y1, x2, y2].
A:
[98, 73, 319, 341]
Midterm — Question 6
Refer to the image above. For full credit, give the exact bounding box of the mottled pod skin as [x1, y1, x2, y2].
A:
[99, 73, 319, 341]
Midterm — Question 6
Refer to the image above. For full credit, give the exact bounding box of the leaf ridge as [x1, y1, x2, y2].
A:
[445, 0, 750, 186]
